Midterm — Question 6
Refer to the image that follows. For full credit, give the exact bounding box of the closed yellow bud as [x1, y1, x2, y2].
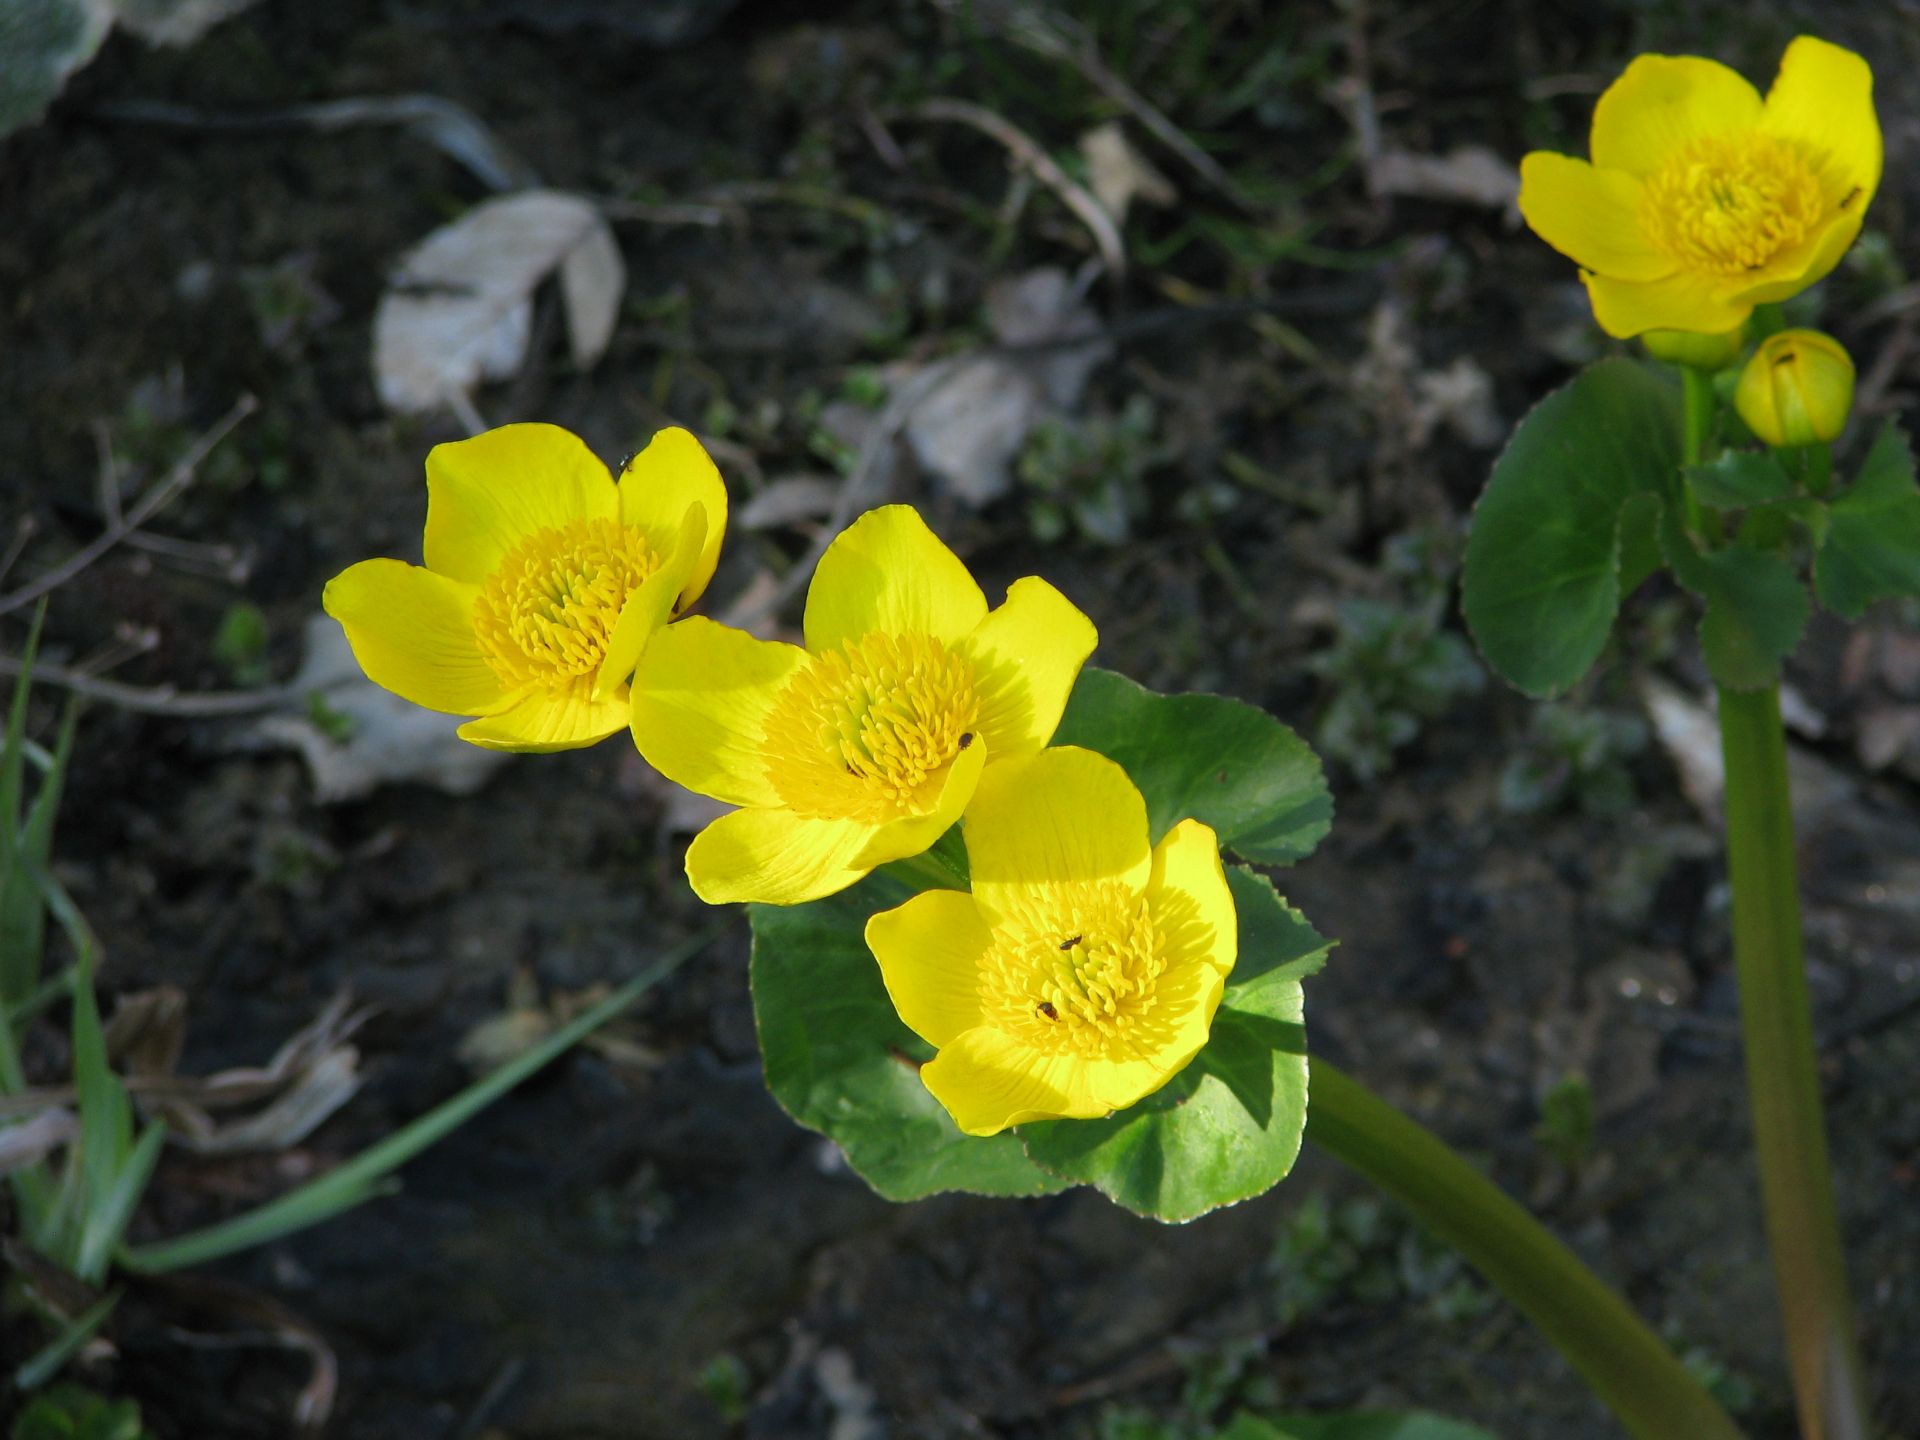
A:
[1641, 324, 1747, 370]
[1734, 329, 1855, 448]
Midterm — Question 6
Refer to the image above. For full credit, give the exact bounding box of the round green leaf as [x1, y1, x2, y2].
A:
[1463, 358, 1681, 697]
[1814, 424, 1920, 620]
[749, 879, 1071, 1201]
[1053, 668, 1331, 865]
[1015, 868, 1329, 1222]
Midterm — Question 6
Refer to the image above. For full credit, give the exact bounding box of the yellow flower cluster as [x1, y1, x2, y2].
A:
[323, 423, 1236, 1135]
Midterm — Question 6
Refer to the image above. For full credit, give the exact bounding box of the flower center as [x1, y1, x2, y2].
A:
[982, 881, 1171, 1060]
[472, 517, 660, 690]
[761, 631, 980, 822]
[1639, 133, 1824, 275]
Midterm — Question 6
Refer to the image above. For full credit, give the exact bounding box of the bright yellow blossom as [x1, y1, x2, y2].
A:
[866, 746, 1236, 1137]
[1518, 36, 1878, 337]
[324, 423, 726, 751]
[630, 504, 1096, 905]
[1735, 328, 1855, 448]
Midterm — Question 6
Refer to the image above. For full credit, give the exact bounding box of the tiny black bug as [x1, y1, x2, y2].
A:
[1036, 1001, 1059, 1020]
[1059, 934, 1082, 950]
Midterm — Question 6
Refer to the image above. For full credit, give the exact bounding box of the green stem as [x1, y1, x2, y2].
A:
[1306, 1060, 1744, 1440]
[1681, 365, 1720, 538]
[1716, 685, 1869, 1440]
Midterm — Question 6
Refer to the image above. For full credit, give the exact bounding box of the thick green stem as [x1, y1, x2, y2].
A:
[1717, 685, 1869, 1440]
[1306, 1060, 1744, 1440]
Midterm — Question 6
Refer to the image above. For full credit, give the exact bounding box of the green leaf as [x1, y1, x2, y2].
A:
[1462, 358, 1681, 697]
[1053, 668, 1331, 864]
[749, 879, 1070, 1202]
[1660, 511, 1810, 691]
[1016, 869, 1327, 1222]
[1684, 450, 1795, 508]
[1220, 1411, 1497, 1440]
[1814, 424, 1920, 620]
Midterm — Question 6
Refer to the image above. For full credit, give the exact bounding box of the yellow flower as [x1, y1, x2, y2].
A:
[630, 504, 1096, 905]
[866, 746, 1236, 1137]
[324, 423, 726, 751]
[1735, 328, 1855, 447]
[1518, 36, 1878, 337]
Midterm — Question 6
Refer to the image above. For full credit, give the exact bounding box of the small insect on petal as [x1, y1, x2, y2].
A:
[1036, 1002, 1059, 1020]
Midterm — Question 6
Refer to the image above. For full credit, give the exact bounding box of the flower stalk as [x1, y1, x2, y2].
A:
[1682, 357, 1869, 1440]
[1716, 686, 1869, 1440]
[1305, 1060, 1745, 1440]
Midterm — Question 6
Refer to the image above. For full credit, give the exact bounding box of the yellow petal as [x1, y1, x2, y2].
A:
[958, 577, 1098, 758]
[1147, 819, 1239, 980]
[1759, 36, 1880, 208]
[866, 889, 993, 1047]
[854, 734, 987, 867]
[1591, 53, 1762, 176]
[803, 505, 987, 653]
[630, 616, 807, 809]
[454, 684, 627, 752]
[1124, 957, 1228, 1082]
[1582, 268, 1751, 339]
[424, 423, 618, 584]
[1516, 153, 1671, 282]
[684, 806, 873, 905]
[593, 503, 707, 699]
[1727, 209, 1865, 309]
[920, 1026, 1100, 1136]
[322, 559, 507, 716]
[618, 426, 729, 611]
[963, 747, 1150, 923]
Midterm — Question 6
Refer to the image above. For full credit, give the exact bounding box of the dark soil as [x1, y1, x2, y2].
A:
[3, 1, 1919, 1437]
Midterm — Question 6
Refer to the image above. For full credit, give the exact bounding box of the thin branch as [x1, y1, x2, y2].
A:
[898, 98, 1125, 276]
[0, 655, 292, 718]
[0, 395, 258, 619]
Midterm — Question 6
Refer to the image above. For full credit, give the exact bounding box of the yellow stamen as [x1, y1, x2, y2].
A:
[980, 880, 1172, 1060]
[761, 631, 979, 822]
[1639, 133, 1824, 275]
[472, 517, 660, 689]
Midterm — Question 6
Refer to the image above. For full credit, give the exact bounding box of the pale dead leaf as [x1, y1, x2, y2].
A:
[114, 0, 261, 45]
[738, 475, 843, 531]
[1372, 145, 1519, 211]
[1078, 120, 1175, 225]
[372, 190, 625, 414]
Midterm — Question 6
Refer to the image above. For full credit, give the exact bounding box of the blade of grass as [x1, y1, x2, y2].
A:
[121, 925, 723, 1274]
[70, 972, 134, 1276]
[75, 1121, 165, 1285]
[12, 1291, 119, 1390]
[7, 700, 78, 993]
[0, 603, 46, 1004]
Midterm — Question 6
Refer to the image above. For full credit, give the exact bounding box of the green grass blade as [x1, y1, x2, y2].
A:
[75, 1122, 165, 1285]
[71, 976, 133, 1243]
[120, 925, 722, 1274]
[0, 995, 56, 1231]
[0, 604, 45, 1004]
[12, 1292, 119, 1390]
[5, 700, 78, 993]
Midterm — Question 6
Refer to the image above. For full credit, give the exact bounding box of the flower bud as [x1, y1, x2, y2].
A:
[1641, 324, 1747, 371]
[1734, 329, 1855, 448]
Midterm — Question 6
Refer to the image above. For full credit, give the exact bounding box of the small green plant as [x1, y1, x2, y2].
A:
[1270, 1194, 1487, 1330]
[1311, 598, 1482, 783]
[1533, 1074, 1596, 1174]
[211, 602, 270, 686]
[695, 1352, 752, 1424]
[1498, 704, 1647, 817]
[1017, 395, 1163, 545]
[9, 1384, 153, 1440]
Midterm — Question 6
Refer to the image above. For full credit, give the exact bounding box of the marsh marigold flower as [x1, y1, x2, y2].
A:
[1518, 36, 1879, 337]
[324, 423, 726, 751]
[1735, 328, 1855, 448]
[630, 504, 1096, 905]
[866, 746, 1236, 1137]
